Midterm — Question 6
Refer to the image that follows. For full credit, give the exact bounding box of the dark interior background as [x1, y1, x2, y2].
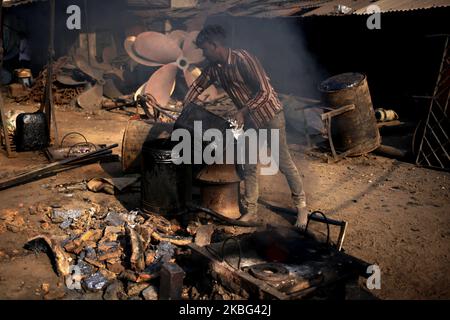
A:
[2, 2, 449, 127]
[209, 8, 450, 123]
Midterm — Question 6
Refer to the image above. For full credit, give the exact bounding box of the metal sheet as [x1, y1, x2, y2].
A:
[303, 0, 450, 16]
[2, 0, 45, 7]
[354, 0, 450, 14]
[127, 0, 450, 19]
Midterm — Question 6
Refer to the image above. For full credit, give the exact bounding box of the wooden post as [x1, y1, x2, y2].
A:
[42, 0, 58, 145]
[0, 0, 16, 157]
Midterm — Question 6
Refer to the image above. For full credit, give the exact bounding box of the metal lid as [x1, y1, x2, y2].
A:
[319, 72, 365, 92]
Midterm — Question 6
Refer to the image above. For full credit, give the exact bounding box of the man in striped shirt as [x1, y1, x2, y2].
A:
[183, 25, 308, 230]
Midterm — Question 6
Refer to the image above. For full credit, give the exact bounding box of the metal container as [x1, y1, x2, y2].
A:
[141, 139, 190, 216]
[196, 164, 242, 219]
[121, 115, 173, 173]
[15, 112, 49, 151]
[174, 102, 232, 163]
[174, 102, 231, 134]
[319, 73, 381, 156]
[374, 108, 399, 122]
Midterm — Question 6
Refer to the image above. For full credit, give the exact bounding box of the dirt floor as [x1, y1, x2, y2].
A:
[0, 99, 449, 300]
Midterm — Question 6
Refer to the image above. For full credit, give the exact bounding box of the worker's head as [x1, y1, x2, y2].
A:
[195, 25, 228, 63]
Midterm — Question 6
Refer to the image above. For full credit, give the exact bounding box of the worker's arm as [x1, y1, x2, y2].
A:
[236, 50, 273, 123]
[183, 66, 214, 106]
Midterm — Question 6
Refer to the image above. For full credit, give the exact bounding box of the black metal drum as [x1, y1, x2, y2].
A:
[15, 112, 49, 151]
[141, 139, 191, 216]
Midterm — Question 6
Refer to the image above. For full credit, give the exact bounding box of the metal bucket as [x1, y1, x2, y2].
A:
[121, 115, 173, 173]
[141, 139, 190, 216]
[15, 111, 49, 151]
[319, 73, 381, 156]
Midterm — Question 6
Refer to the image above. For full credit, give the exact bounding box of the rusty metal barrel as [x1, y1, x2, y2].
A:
[319, 73, 381, 156]
[196, 164, 242, 220]
[121, 115, 174, 173]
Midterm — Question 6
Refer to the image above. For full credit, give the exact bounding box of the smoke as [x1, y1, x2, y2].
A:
[208, 16, 327, 99]
[201, 16, 328, 139]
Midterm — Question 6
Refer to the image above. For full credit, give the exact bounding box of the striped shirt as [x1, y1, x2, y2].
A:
[184, 49, 283, 128]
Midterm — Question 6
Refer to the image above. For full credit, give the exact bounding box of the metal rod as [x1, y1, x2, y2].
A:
[0, 144, 118, 191]
[416, 36, 449, 166]
[321, 104, 356, 161]
[423, 136, 445, 168]
[430, 111, 449, 141]
[257, 199, 346, 226]
[320, 104, 355, 121]
[426, 122, 450, 160]
[337, 221, 348, 252]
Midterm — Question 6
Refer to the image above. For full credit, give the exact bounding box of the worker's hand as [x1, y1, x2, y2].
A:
[235, 110, 246, 128]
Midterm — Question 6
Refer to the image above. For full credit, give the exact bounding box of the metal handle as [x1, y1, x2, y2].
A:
[221, 237, 242, 270]
[321, 104, 356, 161]
[60, 132, 88, 148]
[305, 211, 348, 251]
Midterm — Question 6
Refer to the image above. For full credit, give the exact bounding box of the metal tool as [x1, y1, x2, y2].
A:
[257, 199, 348, 251]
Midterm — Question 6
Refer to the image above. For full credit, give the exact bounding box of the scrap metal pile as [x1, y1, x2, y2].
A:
[24, 204, 196, 300]
[11, 52, 126, 109]
[28, 56, 85, 106]
[9, 29, 222, 115]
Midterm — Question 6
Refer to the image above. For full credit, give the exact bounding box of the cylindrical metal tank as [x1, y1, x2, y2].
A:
[121, 115, 173, 173]
[141, 139, 190, 216]
[196, 164, 242, 219]
[319, 73, 381, 156]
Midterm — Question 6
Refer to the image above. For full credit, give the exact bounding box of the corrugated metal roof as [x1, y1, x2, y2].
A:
[128, 0, 450, 20]
[354, 0, 450, 15]
[127, 0, 170, 8]
[303, 0, 450, 16]
[2, 0, 45, 7]
[228, 0, 331, 18]
[129, 0, 328, 19]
